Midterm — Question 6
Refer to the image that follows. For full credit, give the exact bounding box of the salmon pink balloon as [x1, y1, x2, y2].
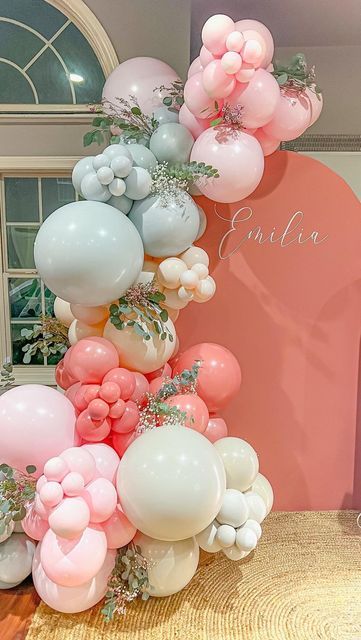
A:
[88, 398, 109, 421]
[112, 431, 137, 458]
[204, 417, 228, 443]
[55, 360, 76, 390]
[65, 382, 81, 407]
[263, 90, 311, 141]
[76, 410, 111, 442]
[82, 478, 117, 523]
[190, 126, 264, 203]
[202, 60, 236, 98]
[165, 394, 209, 433]
[184, 72, 222, 119]
[305, 87, 323, 125]
[99, 382, 120, 404]
[130, 373, 149, 404]
[179, 103, 212, 139]
[146, 362, 172, 382]
[173, 343, 241, 413]
[103, 368, 136, 400]
[82, 444, 120, 483]
[67, 337, 119, 384]
[227, 69, 280, 128]
[102, 507, 137, 549]
[202, 14, 235, 56]
[108, 399, 126, 419]
[253, 128, 280, 155]
[148, 376, 164, 395]
[112, 401, 139, 434]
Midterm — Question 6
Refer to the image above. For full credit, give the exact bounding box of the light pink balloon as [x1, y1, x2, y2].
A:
[23, 505, 49, 541]
[227, 70, 280, 128]
[199, 45, 216, 68]
[40, 526, 107, 587]
[204, 417, 228, 443]
[33, 544, 116, 613]
[39, 481, 64, 508]
[253, 128, 280, 156]
[61, 471, 85, 497]
[263, 91, 312, 141]
[188, 56, 203, 78]
[82, 443, 120, 483]
[179, 103, 212, 139]
[82, 478, 117, 523]
[67, 337, 119, 385]
[202, 14, 235, 55]
[130, 372, 149, 404]
[202, 60, 236, 98]
[34, 494, 51, 520]
[43, 457, 69, 482]
[102, 506, 136, 549]
[60, 447, 96, 484]
[235, 20, 274, 68]
[102, 57, 179, 116]
[0, 385, 78, 477]
[190, 126, 264, 203]
[112, 401, 139, 434]
[165, 394, 209, 433]
[236, 64, 256, 83]
[305, 87, 323, 125]
[184, 72, 222, 119]
[48, 496, 90, 539]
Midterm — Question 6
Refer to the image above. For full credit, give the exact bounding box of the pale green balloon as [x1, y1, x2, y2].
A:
[149, 123, 194, 164]
[127, 144, 158, 172]
[108, 194, 133, 215]
[153, 105, 179, 125]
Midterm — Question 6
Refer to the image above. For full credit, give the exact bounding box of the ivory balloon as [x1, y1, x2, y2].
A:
[157, 258, 187, 289]
[214, 437, 259, 492]
[196, 521, 221, 553]
[54, 298, 75, 328]
[117, 425, 226, 541]
[251, 473, 274, 515]
[68, 319, 105, 346]
[0, 533, 36, 587]
[216, 489, 249, 527]
[134, 532, 199, 597]
[70, 304, 108, 326]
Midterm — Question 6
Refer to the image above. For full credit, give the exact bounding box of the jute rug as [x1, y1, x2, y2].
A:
[26, 511, 361, 640]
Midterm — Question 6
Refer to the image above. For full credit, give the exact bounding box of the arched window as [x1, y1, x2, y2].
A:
[0, 0, 118, 113]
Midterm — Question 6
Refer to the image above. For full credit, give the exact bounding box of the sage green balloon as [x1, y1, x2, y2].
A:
[127, 144, 158, 172]
[149, 123, 194, 164]
[153, 105, 179, 125]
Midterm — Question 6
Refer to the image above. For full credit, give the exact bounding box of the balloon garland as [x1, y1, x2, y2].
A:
[0, 13, 321, 620]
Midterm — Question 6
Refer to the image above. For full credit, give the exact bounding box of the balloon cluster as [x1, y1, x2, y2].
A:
[157, 246, 215, 309]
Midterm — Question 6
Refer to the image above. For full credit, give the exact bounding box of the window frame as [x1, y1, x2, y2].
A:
[0, 156, 81, 385]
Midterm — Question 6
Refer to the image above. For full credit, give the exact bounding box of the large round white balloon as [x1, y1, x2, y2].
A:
[0, 533, 36, 587]
[117, 426, 226, 541]
[34, 201, 144, 306]
[134, 532, 199, 597]
[214, 437, 259, 492]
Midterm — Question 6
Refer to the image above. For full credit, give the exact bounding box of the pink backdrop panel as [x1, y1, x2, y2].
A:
[176, 151, 361, 510]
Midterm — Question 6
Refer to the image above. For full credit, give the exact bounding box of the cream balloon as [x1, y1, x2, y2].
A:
[223, 545, 247, 561]
[216, 489, 249, 528]
[162, 288, 189, 310]
[68, 319, 105, 346]
[54, 298, 75, 328]
[157, 258, 187, 290]
[214, 437, 259, 492]
[70, 304, 108, 326]
[251, 473, 274, 515]
[196, 521, 221, 553]
[103, 317, 176, 374]
[161, 305, 180, 323]
[0, 533, 36, 586]
[180, 246, 209, 268]
[117, 425, 226, 541]
[134, 532, 199, 597]
[216, 524, 236, 548]
[244, 491, 267, 523]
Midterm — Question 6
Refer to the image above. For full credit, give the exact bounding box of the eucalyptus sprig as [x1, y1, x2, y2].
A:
[165, 161, 220, 182]
[0, 362, 15, 391]
[84, 96, 158, 147]
[21, 315, 69, 364]
[109, 282, 173, 343]
[155, 79, 184, 112]
[156, 361, 201, 400]
[272, 53, 322, 99]
[0, 464, 37, 537]
[102, 544, 150, 621]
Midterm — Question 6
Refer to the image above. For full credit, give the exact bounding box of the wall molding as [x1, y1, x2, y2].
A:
[281, 134, 361, 152]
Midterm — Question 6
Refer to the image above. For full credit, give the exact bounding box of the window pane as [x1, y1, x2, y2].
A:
[5, 178, 39, 223]
[0, 0, 67, 40]
[42, 178, 75, 219]
[27, 48, 73, 104]
[0, 21, 42, 68]
[11, 323, 44, 365]
[0, 63, 36, 104]
[9, 277, 42, 319]
[7, 226, 38, 269]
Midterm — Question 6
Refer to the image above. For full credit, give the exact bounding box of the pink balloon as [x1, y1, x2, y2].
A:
[102, 506, 136, 549]
[103, 368, 136, 400]
[60, 447, 96, 484]
[82, 478, 117, 523]
[305, 87, 323, 125]
[40, 526, 107, 587]
[146, 362, 172, 382]
[88, 398, 109, 421]
[263, 91, 312, 141]
[33, 544, 116, 613]
[65, 382, 82, 407]
[184, 72, 222, 119]
[199, 45, 216, 68]
[34, 494, 51, 520]
[48, 496, 90, 539]
[204, 416, 228, 443]
[235, 20, 274, 68]
[108, 399, 126, 419]
[148, 376, 164, 395]
[76, 410, 111, 442]
[0, 385, 78, 477]
[55, 359, 76, 391]
[39, 481, 64, 508]
[173, 343, 241, 413]
[202, 14, 235, 55]
[202, 60, 236, 98]
[112, 401, 139, 434]
[179, 103, 212, 139]
[165, 394, 209, 432]
[61, 471, 85, 497]
[227, 70, 281, 128]
[253, 128, 280, 156]
[99, 381, 120, 404]
[190, 126, 264, 203]
[67, 337, 119, 384]
[43, 458, 68, 482]
[82, 443, 120, 483]
[221, 51, 243, 75]
[235, 63, 256, 83]
[112, 431, 137, 458]
[130, 372, 150, 404]
[22, 505, 49, 541]
[188, 56, 203, 78]
[102, 57, 179, 116]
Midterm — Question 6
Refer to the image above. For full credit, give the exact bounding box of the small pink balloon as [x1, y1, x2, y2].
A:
[242, 38, 263, 66]
[60, 447, 96, 484]
[165, 394, 209, 432]
[235, 20, 274, 68]
[221, 51, 243, 75]
[202, 60, 236, 98]
[226, 31, 244, 52]
[102, 507, 136, 549]
[199, 45, 216, 67]
[112, 401, 139, 434]
[77, 410, 111, 442]
[83, 385, 101, 406]
[146, 362, 172, 382]
[40, 525, 108, 587]
[22, 505, 49, 541]
[202, 14, 235, 55]
[227, 69, 281, 129]
[82, 478, 117, 523]
[236, 64, 256, 83]
[188, 56, 203, 78]
[40, 481, 64, 508]
[88, 398, 110, 421]
[204, 416, 228, 443]
[130, 372, 150, 404]
[263, 90, 312, 141]
[253, 128, 280, 155]
[148, 376, 164, 395]
[103, 368, 136, 401]
[64, 382, 82, 407]
[34, 494, 51, 520]
[184, 72, 222, 119]
[61, 471, 85, 497]
[32, 544, 116, 613]
[48, 496, 90, 539]
[108, 399, 126, 419]
[99, 381, 120, 404]
[67, 337, 119, 384]
[179, 103, 212, 139]
[82, 443, 120, 483]
[112, 431, 137, 458]
[36, 474, 47, 492]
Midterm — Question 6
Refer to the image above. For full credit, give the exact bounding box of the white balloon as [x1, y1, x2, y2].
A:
[251, 473, 274, 515]
[93, 154, 110, 170]
[193, 276, 216, 303]
[108, 194, 133, 215]
[34, 201, 144, 306]
[196, 521, 221, 553]
[241, 519, 262, 541]
[244, 492, 267, 524]
[214, 437, 259, 492]
[0, 533, 36, 586]
[103, 143, 132, 161]
[216, 489, 249, 527]
[235, 527, 258, 552]
[134, 532, 199, 597]
[109, 178, 126, 197]
[125, 167, 152, 200]
[117, 426, 226, 541]
[80, 173, 110, 202]
[72, 157, 95, 193]
[216, 524, 236, 548]
[223, 545, 248, 561]
[111, 156, 133, 178]
[96, 166, 114, 185]
[53, 298, 75, 328]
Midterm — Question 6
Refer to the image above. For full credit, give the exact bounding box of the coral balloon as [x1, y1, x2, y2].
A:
[67, 337, 119, 384]
[305, 87, 323, 125]
[184, 72, 222, 119]
[202, 14, 235, 55]
[202, 60, 236, 98]
[112, 430, 137, 458]
[173, 343, 241, 413]
[76, 410, 111, 442]
[204, 417, 228, 443]
[263, 90, 311, 141]
[130, 372, 150, 404]
[164, 394, 209, 432]
[103, 368, 136, 400]
[112, 401, 139, 434]
[55, 360, 76, 391]
[227, 69, 281, 128]
[102, 507, 137, 549]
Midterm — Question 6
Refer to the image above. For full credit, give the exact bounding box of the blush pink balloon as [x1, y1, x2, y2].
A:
[112, 401, 139, 434]
[204, 417, 228, 443]
[173, 343, 241, 413]
[165, 394, 209, 433]
[184, 72, 222, 119]
[235, 20, 274, 68]
[61, 471, 85, 497]
[22, 505, 49, 541]
[33, 543, 116, 613]
[43, 458, 69, 482]
[67, 337, 119, 384]
[305, 87, 323, 125]
[202, 14, 235, 55]
[202, 60, 236, 98]
[112, 431, 137, 458]
[0, 385, 78, 477]
[179, 103, 212, 139]
[34, 494, 51, 520]
[227, 69, 281, 128]
[48, 496, 90, 540]
[59, 447, 96, 484]
[39, 481, 64, 508]
[188, 56, 203, 78]
[199, 45, 216, 67]
[82, 443, 120, 483]
[190, 126, 264, 203]
[76, 410, 111, 442]
[102, 57, 179, 116]
[103, 368, 136, 400]
[263, 91, 312, 141]
[102, 507, 137, 549]
[82, 478, 117, 523]
[130, 372, 150, 404]
[40, 526, 107, 587]
[55, 360, 76, 391]
[253, 128, 280, 155]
